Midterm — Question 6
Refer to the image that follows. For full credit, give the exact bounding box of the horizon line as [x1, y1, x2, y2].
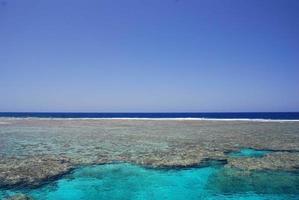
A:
[1, 111, 299, 113]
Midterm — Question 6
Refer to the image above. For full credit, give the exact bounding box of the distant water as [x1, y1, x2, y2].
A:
[1, 163, 299, 200]
[0, 112, 299, 120]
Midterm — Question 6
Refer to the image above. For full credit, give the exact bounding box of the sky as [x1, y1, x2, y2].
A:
[0, 0, 298, 112]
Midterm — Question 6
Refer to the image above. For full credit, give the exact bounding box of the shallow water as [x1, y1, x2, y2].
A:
[1, 163, 298, 200]
[228, 148, 271, 158]
[1, 119, 299, 199]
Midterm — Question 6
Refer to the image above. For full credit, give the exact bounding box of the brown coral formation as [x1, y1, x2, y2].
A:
[5, 194, 34, 200]
[227, 152, 299, 171]
[0, 118, 298, 187]
[0, 155, 72, 188]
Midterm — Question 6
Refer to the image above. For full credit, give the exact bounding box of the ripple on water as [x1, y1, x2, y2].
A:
[0, 163, 299, 200]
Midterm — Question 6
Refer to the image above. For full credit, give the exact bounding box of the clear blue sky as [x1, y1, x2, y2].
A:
[0, 0, 298, 112]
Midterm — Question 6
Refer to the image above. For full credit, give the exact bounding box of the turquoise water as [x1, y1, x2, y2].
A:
[1, 163, 299, 200]
[228, 148, 271, 158]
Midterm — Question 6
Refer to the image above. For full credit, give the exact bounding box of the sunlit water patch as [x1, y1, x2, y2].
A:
[1, 163, 299, 200]
[228, 148, 271, 158]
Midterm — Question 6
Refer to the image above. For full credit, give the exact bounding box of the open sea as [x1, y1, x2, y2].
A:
[0, 112, 299, 120]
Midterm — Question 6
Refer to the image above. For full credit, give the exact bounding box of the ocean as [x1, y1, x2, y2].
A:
[0, 113, 299, 200]
[0, 112, 299, 120]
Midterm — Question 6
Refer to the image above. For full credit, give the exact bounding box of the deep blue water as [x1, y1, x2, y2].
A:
[0, 112, 299, 120]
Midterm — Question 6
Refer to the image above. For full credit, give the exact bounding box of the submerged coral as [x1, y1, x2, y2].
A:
[227, 152, 299, 171]
[5, 194, 34, 200]
[0, 155, 72, 188]
[0, 119, 299, 187]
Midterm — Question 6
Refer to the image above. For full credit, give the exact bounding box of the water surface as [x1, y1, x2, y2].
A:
[1, 163, 298, 200]
[228, 148, 271, 158]
[1, 119, 299, 200]
[1, 112, 299, 120]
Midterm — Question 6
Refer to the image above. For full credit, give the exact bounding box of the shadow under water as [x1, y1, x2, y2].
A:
[1, 163, 299, 200]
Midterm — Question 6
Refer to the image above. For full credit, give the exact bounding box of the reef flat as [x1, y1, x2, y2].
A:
[0, 118, 299, 188]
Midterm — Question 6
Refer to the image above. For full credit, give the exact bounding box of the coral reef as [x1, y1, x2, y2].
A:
[0, 119, 298, 187]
